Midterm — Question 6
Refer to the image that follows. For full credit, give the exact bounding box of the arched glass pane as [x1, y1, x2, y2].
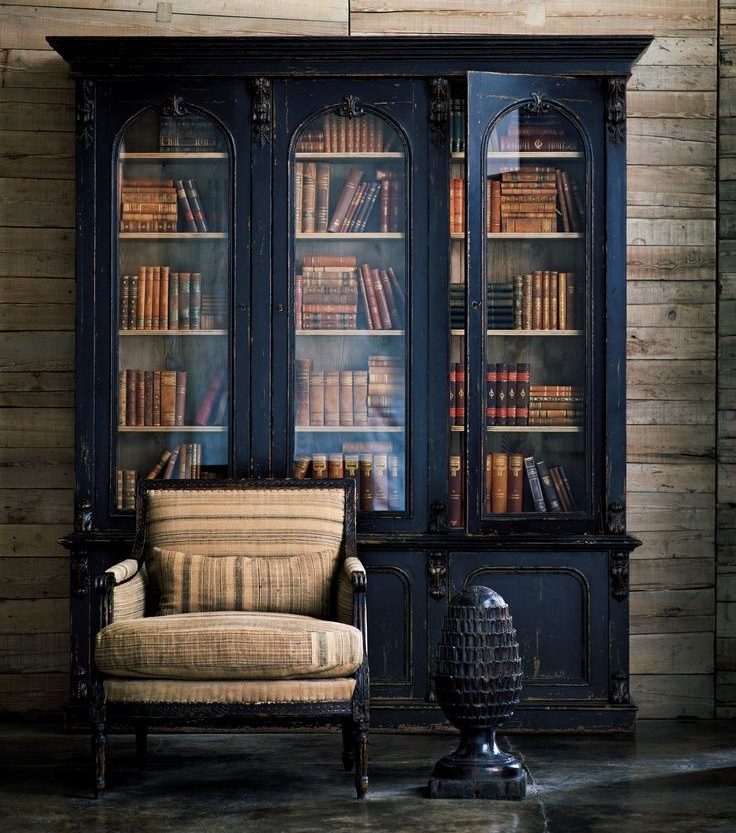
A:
[483, 105, 586, 517]
[114, 108, 231, 510]
[291, 109, 408, 514]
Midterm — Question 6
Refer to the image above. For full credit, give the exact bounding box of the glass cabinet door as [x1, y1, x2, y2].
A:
[290, 106, 409, 516]
[114, 106, 231, 512]
[465, 73, 604, 531]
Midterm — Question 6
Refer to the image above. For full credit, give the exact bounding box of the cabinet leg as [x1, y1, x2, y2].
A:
[354, 725, 368, 799]
[92, 722, 106, 797]
[341, 717, 355, 771]
[135, 723, 147, 769]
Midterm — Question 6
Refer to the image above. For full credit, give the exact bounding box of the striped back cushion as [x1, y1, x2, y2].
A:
[144, 488, 346, 596]
[155, 547, 339, 617]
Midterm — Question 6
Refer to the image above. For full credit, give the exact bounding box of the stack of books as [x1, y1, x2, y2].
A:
[159, 115, 222, 152]
[485, 363, 530, 427]
[449, 284, 518, 330]
[480, 453, 576, 514]
[510, 270, 577, 330]
[120, 178, 177, 232]
[358, 263, 404, 329]
[119, 267, 203, 331]
[319, 168, 400, 234]
[296, 360, 368, 427]
[295, 256, 359, 330]
[368, 355, 404, 427]
[295, 114, 389, 153]
[448, 362, 465, 427]
[528, 385, 583, 427]
[487, 167, 583, 233]
[200, 294, 228, 329]
[523, 456, 576, 513]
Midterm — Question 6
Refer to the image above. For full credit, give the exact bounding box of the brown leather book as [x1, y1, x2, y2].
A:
[119, 275, 130, 330]
[344, 453, 361, 498]
[144, 266, 154, 330]
[328, 169, 363, 233]
[560, 171, 580, 231]
[295, 358, 311, 426]
[118, 370, 127, 426]
[379, 270, 400, 328]
[315, 163, 331, 232]
[146, 449, 171, 480]
[373, 453, 389, 511]
[566, 272, 576, 329]
[122, 470, 137, 510]
[175, 371, 187, 426]
[555, 170, 570, 232]
[449, 454, 463, 528]
[506, 365, 517, 423]
[522, 272, 533, 329]
[294, 162, 304, 234]
[380, 178, 391, 233]
[449, 364, 456, 423]
[159, 266, 169, 330]
[340, 181, 367, 233]
[195, 366, 226, 425]
[144, 370, 154, 426]
[168, 272, 179, 330]
[293, 455, 310, 479]
[454, 361, 465, 426]
[558, 272, 568, 330]
[339, 370, 354, 426]
[549, 466, 571, 512]
[337, 117, 346, 152]
[177, 443, 188, 479]
[532, 271, 543, 329]
[135, 369, 145, 427]
[549, 271, 558, 330]
[353, 370, 368, 426]
[503, 217, 555, 233]
[508, 453, 524, 513]
[515, 363, 530, 426]
[302, 162, 317, 233]
[162, 444, 180, 479]
[125, 368, 136, 426]
[328, 453, 344, 478]
[309, 371, 325, 426]
[178, 272, 191, 330]
[360, 263, 382, 329]
[495, 363, 508, 426]
[175, 179, 197, 231]
[359, 454, 373, 511]
[542, 270, 551, 330]
[184, 179, 208, 232]
[151, 266, 161, 330]
[302, 255, 358, 267]
[129, 274, 138, 330]
[371, 268, 393, 328]
[387, 454, 401, 511]
[152, 370, 161, 425]
[324, 371, 341, 426]
[491, 452, 509, 513]
[484, 453, 493, 514]
[490, 180, 501, 233]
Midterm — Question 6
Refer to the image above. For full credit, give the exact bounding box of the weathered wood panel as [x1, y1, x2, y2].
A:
[631, 674, 714, 719]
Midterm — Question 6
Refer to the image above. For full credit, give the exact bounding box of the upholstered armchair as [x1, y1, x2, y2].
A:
[91, 479, 368, 798]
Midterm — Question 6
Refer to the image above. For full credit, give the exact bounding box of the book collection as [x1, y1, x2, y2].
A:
[448, 271, 577, 331]
[487, 167, 583, 233]
[115, 443, 207, 510]
[295, 256, 405, 330]
[294, 165, 402, 234]
[449, 177, 465, 234]
[296, 356, 404, 428]
[450, 97, 466, 153]
[293, 448, 403, 512]
[120, 177, 226, 233]
[490, 117, 578, 152]
[485, 364, 582, 428]
[158, 115, 222, 152]
[295, 114, 391, 153]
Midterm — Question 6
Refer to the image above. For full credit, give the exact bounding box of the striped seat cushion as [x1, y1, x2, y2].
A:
[155, 547, 338, 617]
[95, 611, 363, 681]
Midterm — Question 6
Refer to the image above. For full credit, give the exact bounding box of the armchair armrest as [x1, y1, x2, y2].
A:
[336, 556, 367, 628]
[96, 559, 147, 627]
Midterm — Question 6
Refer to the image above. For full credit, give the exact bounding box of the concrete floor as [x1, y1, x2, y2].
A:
[0, 720, 735, 833]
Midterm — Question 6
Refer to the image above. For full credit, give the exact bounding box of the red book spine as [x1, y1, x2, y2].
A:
[184, 179, 208, 232]
[506, 365, 517, 423]
[496, 363, 508, 426]
[360, 263, 382, 330]
[454, 361, 465, 426]
[490, 180, 501, 233]
[175, 179, 196, 231]
[379, 269, 400, 328]
[515, 363, 530, 426]
[135, 370, 145, 427]
[144, 370, 153, 426]
[195, 366, 226, 425]
[486, 364, 497, 426]
[371, 267, 393, 329]
[449, 364, 457, 423]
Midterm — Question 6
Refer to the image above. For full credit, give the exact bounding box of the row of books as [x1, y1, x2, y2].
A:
[120, 178, 213, 233]
[120, 268, 203, 330]
[449, 273, 578, 331]
[450, 177, 465, 234]
[296, 356, 404, 427]
[295, 114, 391, 153]
[295, 256, 405, 330]
[294, 165, 401, 234]
[491, 117, 578, 152]
[487, 167, 583, 234]
[115, 444, 206, 510]
[293, 451, 403, 512]
[450, 98, 466, 153]
[158, 115, 223, 152]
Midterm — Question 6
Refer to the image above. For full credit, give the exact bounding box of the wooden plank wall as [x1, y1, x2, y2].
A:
[719, 1, 736, 719]
[0, 1, 719, 718]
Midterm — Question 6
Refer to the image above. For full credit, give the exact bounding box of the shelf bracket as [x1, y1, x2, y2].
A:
[610, 671, 630, 705]
[610, 552, 629, 601]
[428, 551, 449, 600]
[429, 78, 449, 147]
[252, 78, 272, 146]
[606, 77, 627, 145]
[77, 79, 96, 150]
[75, 498, 93, 533]
[607, 499, 626, 535]
[428, 500, 449, 534]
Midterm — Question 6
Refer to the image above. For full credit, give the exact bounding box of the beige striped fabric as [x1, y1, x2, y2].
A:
[106, 560, 147, 623]
[155, 547, 338, 617]
[336, 556, 366, 625]
[105, 677, 356, 704]
[95, 611, 363, 680]
[144, 488, 346, 593]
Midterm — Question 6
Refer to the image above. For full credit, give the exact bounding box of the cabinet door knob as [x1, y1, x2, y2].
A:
[237, 303, 247, 311]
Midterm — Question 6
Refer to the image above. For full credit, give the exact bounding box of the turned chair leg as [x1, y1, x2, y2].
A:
[135, 723, 148, 769]
[341, 717, 355, 772]
[92, 718, 107, 797]
[354, 724, 368, 799]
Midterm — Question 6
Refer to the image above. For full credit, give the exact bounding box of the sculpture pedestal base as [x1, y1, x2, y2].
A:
[428, 729, 527, 800]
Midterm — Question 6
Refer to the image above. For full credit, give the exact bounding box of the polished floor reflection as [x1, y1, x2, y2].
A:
[0, 720, 734, 833]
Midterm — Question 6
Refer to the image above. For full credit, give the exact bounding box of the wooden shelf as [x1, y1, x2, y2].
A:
[486, 426, 583, 433]
[451, 151, 583, 159]
[119, 426, 227, 433]
[294, 152, 403, 160]
[296, 329, 404, 336]
[450, 329, 583, 336]
[450, 233, 583, 240]
[119, 330, 227, 336]
[119, 233, 227, 240]
[120, 152, 228, 160]
[296, 232, 404, 240]
[295, 426, 403, 433]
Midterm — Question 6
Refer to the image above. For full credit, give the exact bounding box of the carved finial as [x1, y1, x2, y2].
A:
[607, 499, 626, 535]
[252, 78, 272, 146]
[76, 499, 93, 533]
[77, 79, 95, 150]
[524, 92, 550, 115]
[429, 78, 449, 147]
[606, 77, 626, 145]
[162, 95, 189, 118]
[428, 552, 449, 600]
[610, 671, 629, 704]
[611, 552, 629, 601]
[336, 95, 365, 120]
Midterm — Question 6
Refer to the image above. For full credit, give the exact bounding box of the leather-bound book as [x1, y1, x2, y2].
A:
[449, 364, 457, 423]
[542, 270, 551, 330]
[120, 275, 130, 330]
[389, 178, 401, 232]
[486, 364, 497, 425]
[549, 271, 558, 330]
[213, 388, 228, 425]
[295, 358, 311, 426]
[373, 453, 389, 511]
[560, 171, 579, 231]
[122, 470, 137, 510]
[129, 273, 138, 330]
[162, 444, 180, 479]
[118, 370, 127, 426]
[558, 272, 567, 330]
[495, 363, 508, 426]
[515, 363, 530, 426]
[294, 162, 304, 234]
[371, 268, 393, 329]
[146, 449, 171, 480]
[454, 361, 465, 426]
[312, 453, 327, 480]
[339, 370, 354, 426]
[484, 452, 493, 514]
[359, 454, 374, 511]
[532, 270, 543, 329]
[388, 454, 401, 510]
[293, 455, 310, 479]
[566, 272, 576, 329]
[328, 169, 363, 233]
[557, 465, 576, 511]
[302, 162, 317, 233]
[490, 179, 501, 233]
[190, 272, 202, 330]
[508, 453, 524, 513]
[159, 266, 169, 330]
[184, 179, 208, 232]
[151, 266, 161, 330]
[175, 371, 187, 426]
[315, 163, 331, 232]
[491, 452, 508, 513]
[524, 456, 547, 512]
[379, 270, 400, 328]
[195, 365, 226, 425]
[449, 454, 463, 528]
[353, 181, 380, 232]
[360, 263, 382, 329]
[522, 272, 533, 329]
[168, 272, 179, 330]
[116, 469, 123, 510]
[387, 267, 406, 322]
[177, 443, 187, 479]
[353, 371, 368, 426]
[294, 274, 303, 330]
[135, 369, 145, 427]
[337, 117, 346, 152]
[152, 370, 161, 425]
[328, 453, 344, 478]
[356, 265, 373, 329]
[178, 272, 191, 330]
[144, 370, 154, 426]
[175, 179, 197, 231]
[555, 170, 571, 232]
[144, 266, 154, 330]
[535, 460, 562, 512]
[506, 365, 517, 423]
[549, 467, 571, 511]
[125, 368, 136, 426]
[340, 181, 367, 233]
[309, 371, 325, 426]
[324, 370, 341, 426]
[380, 178, 391, 232]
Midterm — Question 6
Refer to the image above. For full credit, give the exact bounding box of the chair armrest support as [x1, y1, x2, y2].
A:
[95, 559, 147, 627]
